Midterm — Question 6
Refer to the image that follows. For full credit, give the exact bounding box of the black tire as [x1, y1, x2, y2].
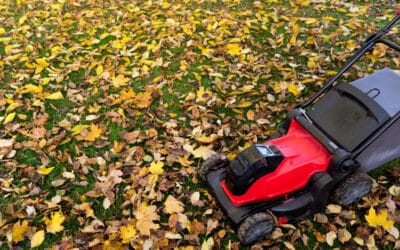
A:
[199, 154, 229, 181]
[238, 212, 275, 245]
[332, 172, 373, 206]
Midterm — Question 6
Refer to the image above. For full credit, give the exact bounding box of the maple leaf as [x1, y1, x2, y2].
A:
[149, 161, 164, 175]
[120, 223, 136, 244]
[112, 74, 130, 88]
[44, 211, 65, 233]
[164, 195, 184, 214]
[135, 204, 160, 236]
[76, 123, 102, 141]
[12, 220, 29, 243]
[134, 91, 153, 108]
[365, 207, 394, 230]
[31, 230, 45, 248]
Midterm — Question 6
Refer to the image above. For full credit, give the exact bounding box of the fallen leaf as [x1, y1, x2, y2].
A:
[44, 211, 65, 233]
[45, 91, 64, 100]
[149, 161, 164, 175]
[337, 228, 352, 243]
[326, 231, 337, 246]
[226, 43, 242, 56]
[201, 237, 214, 250]
[164, 195, 184, 214]
[135, 91, 153, 108]
[120, 223, 136, 244]
[31, 230, 45, 248]
[135, 204, 160, 236]
[37, 165, 55, 175]
[76, 123, 102, 141]
[13, 220, 29, 243]
[365, 207, 394, 230]
[112, 74, 130, 88]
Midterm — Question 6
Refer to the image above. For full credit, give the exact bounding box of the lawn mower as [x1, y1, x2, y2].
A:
[200, 11, 400, 244]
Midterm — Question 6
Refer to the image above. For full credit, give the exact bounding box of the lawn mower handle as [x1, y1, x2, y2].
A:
[301, 11, 400, 108]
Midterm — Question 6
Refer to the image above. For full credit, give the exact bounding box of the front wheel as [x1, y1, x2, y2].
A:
[332, 172, 372, 206]
[199, 154, 230, 181]
[238, 212, 275, 245]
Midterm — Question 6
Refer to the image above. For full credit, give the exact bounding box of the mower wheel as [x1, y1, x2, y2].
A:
[199, 154, 230, 181]
[238, 212, 275, 245]
[332, 172, 372, 206]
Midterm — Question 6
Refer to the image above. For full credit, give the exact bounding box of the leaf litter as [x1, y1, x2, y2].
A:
[0, 0, 399, 249]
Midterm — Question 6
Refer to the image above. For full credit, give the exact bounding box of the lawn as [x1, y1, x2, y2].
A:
[0, 0, 399, 249]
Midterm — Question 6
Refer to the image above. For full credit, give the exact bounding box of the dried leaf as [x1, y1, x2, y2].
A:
[31, 230, 45, 248]
[135, 204, 160, 236]
[164, 195, 184, 214]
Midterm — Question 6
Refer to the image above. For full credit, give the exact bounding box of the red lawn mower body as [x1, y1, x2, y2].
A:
[221, 120, 332, 206]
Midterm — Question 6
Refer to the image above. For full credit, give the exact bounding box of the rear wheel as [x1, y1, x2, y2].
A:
[238, 212, 275, 245]
[199, 154, 230, 181]
[332, 172, 372, 206]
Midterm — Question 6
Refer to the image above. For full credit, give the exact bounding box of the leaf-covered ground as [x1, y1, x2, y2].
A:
[0, 0, 399, 249]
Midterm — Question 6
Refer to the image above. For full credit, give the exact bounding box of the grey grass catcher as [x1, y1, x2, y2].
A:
[200, 11, 400, 245]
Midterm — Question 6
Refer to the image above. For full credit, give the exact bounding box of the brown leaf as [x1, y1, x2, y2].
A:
[164, 195, 184, 214]
[135, 204, 160, 236]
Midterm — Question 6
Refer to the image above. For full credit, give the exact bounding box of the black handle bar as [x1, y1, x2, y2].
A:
[301, 11, 400, 108]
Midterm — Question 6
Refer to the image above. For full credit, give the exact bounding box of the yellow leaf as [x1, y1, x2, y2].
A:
[76, 123, 102, 141]
[112, 74, 130, 88]
[45, 91, 64, 100]
[37, 165, 55, 175]
[96, 64, 103, 76]
[120, 224, 136, 244]
[18, 15, 27, 25]
[31, 230, 45, 248]
[149, 161, 164, 175]
[200, 47, 213, 56]
[44, 211, 65, 234]
[196, 87, 213, 104]
[16, 84, 42, 94]
[0, 28, 5, 35]
[194, 134, 219, 144]
[237, 101, 252, 108]
[13, 220, 29, 243]
[135, 91, 153, 108]
[35, 58, 49, 74]
[6, 102, 21, 113]
[226, 43, 242, 56]
[288, 83, 302, 96]
[365, 207, 394, 230]
[4, 112, 16, 124]
[182, 25, 193, 35]
[162, 1, 171, 9]
[71, 124, 90, 135]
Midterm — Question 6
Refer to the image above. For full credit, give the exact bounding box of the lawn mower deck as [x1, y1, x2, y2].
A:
[200, 11, 400, 245]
